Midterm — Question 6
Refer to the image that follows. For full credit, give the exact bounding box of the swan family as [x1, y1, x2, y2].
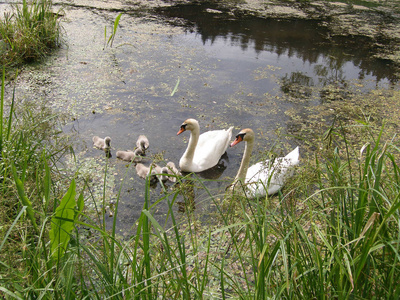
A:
[92, 118, 300, 197]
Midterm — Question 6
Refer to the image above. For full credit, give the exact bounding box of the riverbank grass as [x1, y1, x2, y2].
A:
[0, 0, 61, 69]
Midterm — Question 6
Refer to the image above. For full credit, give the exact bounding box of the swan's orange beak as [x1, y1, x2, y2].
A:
[230, 136, 243, 147]
[177, 127, 185, 135]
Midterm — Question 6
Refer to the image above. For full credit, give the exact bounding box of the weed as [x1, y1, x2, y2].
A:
[0, 0, 62, 70]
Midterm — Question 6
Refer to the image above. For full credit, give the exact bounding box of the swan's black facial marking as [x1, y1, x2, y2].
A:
[230, 132, 246, 147]
[177, 123, 187, 135]
[236, 132, 246, 141]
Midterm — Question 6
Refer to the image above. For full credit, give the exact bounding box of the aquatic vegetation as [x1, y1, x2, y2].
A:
[104, 13, 122, 49]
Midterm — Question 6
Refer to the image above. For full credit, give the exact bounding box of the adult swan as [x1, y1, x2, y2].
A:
[230, 128, 299, 197]
[177, 119, 233, 172]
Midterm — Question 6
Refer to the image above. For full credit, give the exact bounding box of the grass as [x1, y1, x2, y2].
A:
[0, 0, 62, 71]
[0, 62, 400, 298]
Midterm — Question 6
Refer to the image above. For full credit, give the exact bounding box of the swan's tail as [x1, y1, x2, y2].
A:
[285, 146, 300, 166]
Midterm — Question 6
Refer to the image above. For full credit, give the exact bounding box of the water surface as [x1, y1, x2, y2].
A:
[6, 1, 397, 236]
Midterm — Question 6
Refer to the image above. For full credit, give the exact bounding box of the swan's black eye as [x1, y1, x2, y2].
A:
[236, 133, 246, 140]
[181, 124, 187, 131]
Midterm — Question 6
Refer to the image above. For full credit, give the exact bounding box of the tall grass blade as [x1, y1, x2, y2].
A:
[0, 287, 23, 300]
[0, 206, 27, 252]
[171, 77, 180, 96]
[43, 151, 51, 212]
[11, 163, 39, 234]
[0, 65, 4, 150]
[107, 13, 122, 48]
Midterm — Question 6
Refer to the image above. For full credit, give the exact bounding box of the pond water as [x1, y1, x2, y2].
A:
[4, 1, 397, 237]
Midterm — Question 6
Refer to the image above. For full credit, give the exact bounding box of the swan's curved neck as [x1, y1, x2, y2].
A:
[183, 126, 200, 162]
[235, 138, 254, 182]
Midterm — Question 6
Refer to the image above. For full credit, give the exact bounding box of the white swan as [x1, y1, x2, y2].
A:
[177, 119, 233, 172]
[136, 135, 149, 151]
[93, 136, 111, 151]
[116, 148, 143, 163]
[230, 128, 299, 197]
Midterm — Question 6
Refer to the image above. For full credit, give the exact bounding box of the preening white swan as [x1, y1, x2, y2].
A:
[230, 128, 299, 197]
[177, 119, 233, 172]
[136, 135, 149, 151]
[93, 136, 111, 151]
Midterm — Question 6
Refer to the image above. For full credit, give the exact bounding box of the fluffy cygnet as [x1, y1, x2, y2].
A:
[136, 163, 157, 184]
[116, 147, 143, 163]
[136, 135, 149, 151]
[93, 136, 111, 150]
[165, 161, 181, 182]
[153, 164, 170, 183]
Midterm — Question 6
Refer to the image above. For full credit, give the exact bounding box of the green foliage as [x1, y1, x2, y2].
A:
[0, 0, 62, 69]
[49, 179, 84, 261]
[104, 13, 122, 49]
[11, 163, 39, 234]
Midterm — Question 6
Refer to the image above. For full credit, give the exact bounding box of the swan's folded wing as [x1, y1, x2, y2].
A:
[193, 128, 232, 169]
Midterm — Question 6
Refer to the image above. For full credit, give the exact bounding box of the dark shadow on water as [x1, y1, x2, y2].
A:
[157, 2, 397, 84]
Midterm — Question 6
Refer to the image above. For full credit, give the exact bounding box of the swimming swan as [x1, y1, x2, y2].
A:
[177, 119, 233, 172]
[230, 128, 299, 197]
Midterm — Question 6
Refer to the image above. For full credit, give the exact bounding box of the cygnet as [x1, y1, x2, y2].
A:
[136, 135, 149, 151]
[116, 147, 143, 163]
[136, 163, 157, 184]
[166, 161, 181, 182]
[93, 136, 111, 150]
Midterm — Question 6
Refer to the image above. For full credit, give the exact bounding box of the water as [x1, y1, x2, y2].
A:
[6, 1, 397, 237]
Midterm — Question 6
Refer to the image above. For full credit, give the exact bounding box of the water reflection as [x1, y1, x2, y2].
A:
[157, 3, 397, 84]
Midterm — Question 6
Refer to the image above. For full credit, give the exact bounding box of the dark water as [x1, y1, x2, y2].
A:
[7, 1, 396, 237]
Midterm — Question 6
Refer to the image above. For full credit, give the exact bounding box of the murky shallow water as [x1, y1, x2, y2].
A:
[4, 1, 397, 237]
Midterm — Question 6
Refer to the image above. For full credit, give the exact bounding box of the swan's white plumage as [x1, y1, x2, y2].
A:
[231, 128, 299, 197]
[245, 147, 299, 197]
[178, 119, 233, 173]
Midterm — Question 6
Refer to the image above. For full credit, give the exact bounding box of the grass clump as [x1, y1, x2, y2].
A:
[0, 0, 62, 70]
[0, 68, 72, 298]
